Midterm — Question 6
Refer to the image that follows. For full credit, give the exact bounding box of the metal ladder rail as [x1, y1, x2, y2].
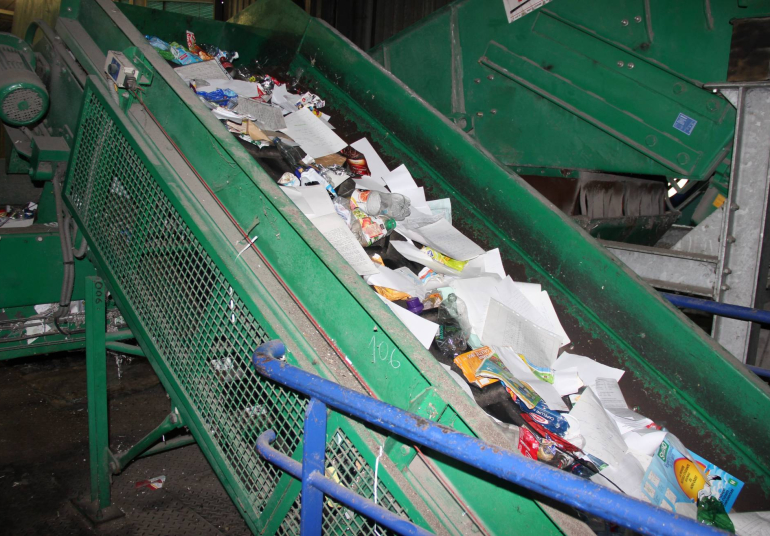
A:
[251, 342, 722, 536]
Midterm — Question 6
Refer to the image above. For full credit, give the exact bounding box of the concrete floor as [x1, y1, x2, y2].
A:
[0, 351, 250, 536]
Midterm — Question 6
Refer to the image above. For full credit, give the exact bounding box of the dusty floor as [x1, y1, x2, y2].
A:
[0, 351, 250, 536]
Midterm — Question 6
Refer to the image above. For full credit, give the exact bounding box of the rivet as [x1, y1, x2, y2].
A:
[634, 15, 642, 23]
[490, 109, 497, 114]
[474, 78, 481, 84]
[723, 268, 732, 275]
[726, 235, 736, 244]
[67, 6, 72, 11]
[36, 236, 43, 242]
[677, 152, 690, 165]
[487, 74, 494, 80]
[627, 62, 635, 69]
[730, 203, 739, 211]
[617, 61, 625, 68]
[621, 19, 629, 26]
[476, 112, 483, 117]
[721, 284, 731, 291]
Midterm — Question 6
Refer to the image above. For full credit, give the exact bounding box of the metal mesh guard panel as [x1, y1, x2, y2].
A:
[2, 88, 43, 123]
[275, 429, 408, 536]
[65, 89, 307, 513]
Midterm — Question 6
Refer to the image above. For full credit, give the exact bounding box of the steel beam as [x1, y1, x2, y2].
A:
[711, 86, 770, 363]
[600, 240, 717, 297]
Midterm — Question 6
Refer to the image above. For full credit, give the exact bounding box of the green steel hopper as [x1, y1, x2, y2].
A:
[34, 0, 770, 532]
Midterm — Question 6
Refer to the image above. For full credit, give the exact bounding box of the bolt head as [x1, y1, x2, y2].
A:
[621, 19, 629, 26]
[487, 74, 494, 80]
[474, 78, 481, 84]
[617, 61, 625, 67]
[490, 109, 497, 114]
[36, 236, 43, 242]
[634, 15, 642, 22]
[476, 112, 483, 117]
[627, 62, 635, 69]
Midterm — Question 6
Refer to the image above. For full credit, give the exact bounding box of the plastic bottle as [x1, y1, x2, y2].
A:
[351, 190, 411, 221]
[435, 294, 472, 358]
[350, 209, 396, 247]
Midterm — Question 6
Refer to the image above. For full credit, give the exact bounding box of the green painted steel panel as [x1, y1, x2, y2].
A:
[372, 0, 770, 179]
[47, 0, 770, 532]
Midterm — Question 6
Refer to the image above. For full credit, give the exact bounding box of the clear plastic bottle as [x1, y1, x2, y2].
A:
[435, 294, 472, 358]
[351, 190, 411, 221]
[350, 208, 396, 247]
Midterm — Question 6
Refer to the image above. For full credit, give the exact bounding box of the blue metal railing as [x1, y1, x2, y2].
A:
[251, 340, 722, 535]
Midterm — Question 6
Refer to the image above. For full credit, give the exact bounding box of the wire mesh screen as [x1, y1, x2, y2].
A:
[275, 428, 408, 536]
[65, 88, 306, 513]
[65, 86, 414, 534]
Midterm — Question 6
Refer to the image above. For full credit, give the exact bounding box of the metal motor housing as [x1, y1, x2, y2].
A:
[0, 32, 49, 126]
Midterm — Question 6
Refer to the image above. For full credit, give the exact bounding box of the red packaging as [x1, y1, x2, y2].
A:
[340, 146, 370, 176]
[518, 428, 540, 459]
[520, 413, 581, 453]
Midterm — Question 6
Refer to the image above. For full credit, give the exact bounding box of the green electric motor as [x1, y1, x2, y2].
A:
[0, 32, 48, 127]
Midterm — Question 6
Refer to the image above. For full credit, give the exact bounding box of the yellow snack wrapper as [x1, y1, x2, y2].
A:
[453, 346, 498, 388]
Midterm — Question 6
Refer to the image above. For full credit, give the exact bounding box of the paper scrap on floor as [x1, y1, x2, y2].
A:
[730, 511, 770, 536]
[569, 387, 627, 467]
[279, 107, 347, 158]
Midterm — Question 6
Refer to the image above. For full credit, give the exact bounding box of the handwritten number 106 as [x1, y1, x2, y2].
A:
[369, 335, 400, 369]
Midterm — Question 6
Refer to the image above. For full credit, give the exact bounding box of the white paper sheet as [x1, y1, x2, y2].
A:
[482, 300, 563, 369]
[622, 429, 667, 456]
[391, 241, 462, 276]
[175, 59, 231, 81]
[461, 249, 506, 280]
[440, 363, 475, 400]
[378, 295, 439, 349]
[271, 84, 300, 113]
[382, 164, 418, 193]
[200, 79, 262, 97]
[406, 219, 484, 261]
[281, 185, 335, 219]
[496, 346, 568, 411]
[427, 199, 452, 225]
[553, 367, 583, 396]
[590, 452, 647, 500]
[398, 187, 431, 215]
[731, 511, 770, 536]
[535, 291, 570, 346]
[234, 100, 287, 130]
[352, 176, 390, 193]
[553, 353, 624, 390]
[365, 264, 425, 298]
[569, 387, 627, 467]
[279, 108, 347, 158]
[311, 213, 378, 276]
[351, 138, 390, 180]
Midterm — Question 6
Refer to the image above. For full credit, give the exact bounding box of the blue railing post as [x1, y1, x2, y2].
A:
[300, 398, 327, 536]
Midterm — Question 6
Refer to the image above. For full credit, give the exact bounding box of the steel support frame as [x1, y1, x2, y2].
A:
[76, 276, 191, 523]
[711, 85, 770, 364]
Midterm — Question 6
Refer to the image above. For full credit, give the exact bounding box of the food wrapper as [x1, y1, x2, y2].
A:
[453, 346, 498, 388]
[135, 475, 166, 490]
[476, 353, 541, 409]
[518, 427, 540, 459]
[373, 286, 411, 301]
[170, 42, 201, 65]
[641, 433, 743, 515]
[295, 91, 325, 110]
[422, 247, 468, 272]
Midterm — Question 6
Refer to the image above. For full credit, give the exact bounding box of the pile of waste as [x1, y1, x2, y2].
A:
[146, 32, 767, 534]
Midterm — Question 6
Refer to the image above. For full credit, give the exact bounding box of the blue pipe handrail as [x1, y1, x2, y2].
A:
[251, 341, 722, 536]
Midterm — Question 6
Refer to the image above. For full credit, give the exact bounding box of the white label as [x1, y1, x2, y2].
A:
[503, 0, 553, 23]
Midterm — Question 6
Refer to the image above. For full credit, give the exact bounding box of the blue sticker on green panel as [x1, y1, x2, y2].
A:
[673, 113, 697, 136]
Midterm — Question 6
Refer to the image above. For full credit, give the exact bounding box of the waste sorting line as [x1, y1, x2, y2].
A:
[132, 24, 768, 533]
